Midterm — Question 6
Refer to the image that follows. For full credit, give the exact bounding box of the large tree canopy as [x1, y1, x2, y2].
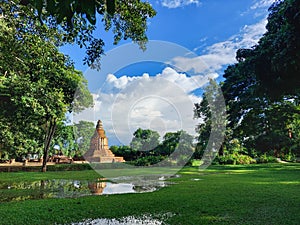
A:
[0, 7, 93, 171]
[15, 0, 156, 69]
[193, 0, 300, 163]
[130, 128, 160, 153]
[234, 0, 300, 99]
[220, 0, 300, 158]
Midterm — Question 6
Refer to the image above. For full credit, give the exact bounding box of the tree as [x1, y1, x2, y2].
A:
[0, 9, 93, 171]
[130, 128, 160, 156]
[17, 0, 156, 69]
[194, 79, 227, 163]
[222, 52, 300, 156]
[110, 145, 137, 161]
[159, 130, 194, 165]
[234, 0, 300, 99]
[52, 123, 78, 157]
[221, 0, 300, 157]
[74, 120, 95, 156]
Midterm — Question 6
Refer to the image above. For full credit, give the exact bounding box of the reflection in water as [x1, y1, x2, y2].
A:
[71, 213, 174, 225]
[88, 180, 106, 195]
[0, 177, 174, 202]
[71, 215, 165, 225]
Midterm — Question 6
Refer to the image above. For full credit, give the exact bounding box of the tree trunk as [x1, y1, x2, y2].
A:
[218, 143, 224, 157]
[41, 118, 57, 172]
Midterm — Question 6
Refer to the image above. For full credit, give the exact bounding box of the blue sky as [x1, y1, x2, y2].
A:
[67, 0, 275, 145]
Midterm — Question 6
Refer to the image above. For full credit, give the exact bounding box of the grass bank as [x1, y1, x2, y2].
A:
[0, 163, 299, 224]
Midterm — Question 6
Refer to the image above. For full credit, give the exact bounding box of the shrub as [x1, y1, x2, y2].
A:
[217, 154, 255, 165]
[257, 154, 278, 163]
[47, 163, 93, 171]
[235, 154, 256, 165]
[130, 155, 166, 166]
[281, 151, 296, 162]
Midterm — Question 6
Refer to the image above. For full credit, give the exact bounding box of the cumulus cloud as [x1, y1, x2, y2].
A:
[74, 67, 214, 145]
[161, 0, 201, 8]
[170, 18, 268, 74]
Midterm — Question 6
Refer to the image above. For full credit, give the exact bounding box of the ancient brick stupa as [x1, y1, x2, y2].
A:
[84, 120, 125, 163]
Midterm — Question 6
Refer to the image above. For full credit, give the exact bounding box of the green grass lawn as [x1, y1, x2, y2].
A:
[0, 163, 299, 224]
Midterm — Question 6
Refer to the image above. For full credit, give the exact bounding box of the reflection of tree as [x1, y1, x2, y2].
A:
[133, 185, 155, 193]
[0, 179, 96, 202]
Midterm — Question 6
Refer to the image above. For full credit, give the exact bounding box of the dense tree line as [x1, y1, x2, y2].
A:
[110, 128, 194, 166]
[0, 0, 155, 171]
[194, 0, 300, 164]
[1, 0, 299, 168]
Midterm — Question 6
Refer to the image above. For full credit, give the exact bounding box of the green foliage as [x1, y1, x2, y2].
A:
[257, 154, 278, 164]
[73, 121, 95, 156]
[281, 150, 296, 162]
[52, 123, 78, 157]
[110, 145, 137, 161]
[159, 130, 194, 158]
[17, 0, 156, 68]
[129, 155, 166, 166]
[0, 7, 93, 170]
[111, 129, 194, 166]
[194, 79, 227, 163]
[217, 154, 255, 165]
[46, 163, 93, 171]
[130, 128, 160, 154]
[220, 0, 300, 158]
[215, 139, 255, 165]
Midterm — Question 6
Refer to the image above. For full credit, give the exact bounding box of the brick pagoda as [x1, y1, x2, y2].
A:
[84, 120, 125, 163]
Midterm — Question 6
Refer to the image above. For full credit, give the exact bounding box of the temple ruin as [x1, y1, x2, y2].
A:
[84, 120, 125, 163]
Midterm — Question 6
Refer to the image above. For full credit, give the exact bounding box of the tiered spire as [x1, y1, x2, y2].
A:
[96, 120, 103, 130]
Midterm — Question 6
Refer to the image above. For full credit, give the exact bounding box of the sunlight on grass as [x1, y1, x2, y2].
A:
[94, 166, 182, 178]
[278, 181, 300, 185]
[0, 164, 299, 225]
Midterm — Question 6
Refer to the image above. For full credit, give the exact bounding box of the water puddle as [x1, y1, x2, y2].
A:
[70, 213, 173, 225]
[71, 216, 163, 225]
[0, 176, 176, 202]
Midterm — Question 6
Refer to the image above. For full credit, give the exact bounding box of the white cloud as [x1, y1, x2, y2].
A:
[74, 67, 212, 145]
[170, 18, 268, 74]
[161, 0, 201, 8]
[241, 0, 276, 18]
[251, 0, 275, 10]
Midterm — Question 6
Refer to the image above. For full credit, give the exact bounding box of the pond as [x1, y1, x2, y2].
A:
[0, 175, 176, 202]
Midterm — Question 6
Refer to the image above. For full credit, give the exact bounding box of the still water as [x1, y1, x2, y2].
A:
[71, 214, 170, 225]
[0, 176, 174, 202]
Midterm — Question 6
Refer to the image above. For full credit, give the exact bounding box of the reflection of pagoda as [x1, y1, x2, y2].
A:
[88, 181, 107, 195]
[84, 120, 125, 163]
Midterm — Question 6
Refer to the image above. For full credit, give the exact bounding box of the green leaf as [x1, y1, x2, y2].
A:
[106, 0, 115, 16]
[45, 0, 56, 15]
[32, 0, 43, 16]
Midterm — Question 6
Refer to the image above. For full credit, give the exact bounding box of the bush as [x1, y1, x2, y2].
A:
[257, 154, 278, 163]
[217, 154, 255, 165]
[236, 154, 256, 165]
[47, 163, 93, 171]
[190, 159, 203, 167]
[218, 155, 235, 165]
[130, 155, 166, 166]
[281, 151, 296, 162]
